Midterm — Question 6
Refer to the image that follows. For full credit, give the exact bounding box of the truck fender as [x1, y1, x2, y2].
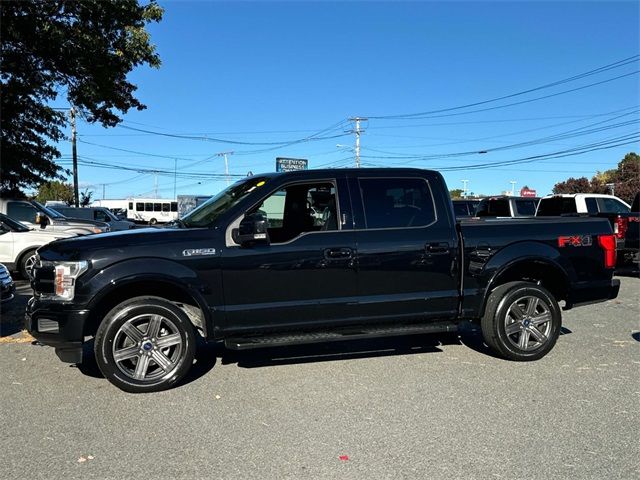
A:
[479, 241, 575, 316]
[82, 258, 215, 339]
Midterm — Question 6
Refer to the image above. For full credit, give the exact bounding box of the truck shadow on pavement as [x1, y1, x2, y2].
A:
[75, 322, 575, 388]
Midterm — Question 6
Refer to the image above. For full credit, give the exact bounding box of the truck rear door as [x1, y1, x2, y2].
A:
[348, 171, 459, 322]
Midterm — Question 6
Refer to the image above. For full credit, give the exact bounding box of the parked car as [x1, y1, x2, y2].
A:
[0, 213, 76, 278]
[0, 199, 109, 235]
[475, 196, 540, 217]
[537, 193, 638, 266]
[49, 206, 136, 231]
[0, 263, 15, 304]
[452, 199, 480, 218]
[28, 168, 619, 392]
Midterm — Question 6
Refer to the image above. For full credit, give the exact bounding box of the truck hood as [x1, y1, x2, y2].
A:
[53, 217, 108, 228]
[37, 226, 212, 262]
[25, 229, 77, 241]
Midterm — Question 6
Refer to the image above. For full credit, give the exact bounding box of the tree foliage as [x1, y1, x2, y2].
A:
[34, 181, 75, 204]
[449, 189, 464, 199]
[552, 152, 639, 204]
[1, 0, 163, 194]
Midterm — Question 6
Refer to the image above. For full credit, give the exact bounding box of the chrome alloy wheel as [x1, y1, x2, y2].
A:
[25, 254, 37, 280]
[504, 295, 553, 351]
[112, 314, 184, 381]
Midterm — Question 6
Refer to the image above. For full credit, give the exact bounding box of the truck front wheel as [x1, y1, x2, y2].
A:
[481, 281, 561, 361]
[94, 296, 196, 393]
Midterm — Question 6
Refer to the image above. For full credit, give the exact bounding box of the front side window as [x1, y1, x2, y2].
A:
[170, 202, 178, 212]
[128, 202, 133, 210]
[585, 198, 599, 214]
[248, 181, 338, 243]
[94, 210, 109, 222]
[359, 178, 436, 228]
[598, 198, 630, 214]
[136, 203, 144, 211]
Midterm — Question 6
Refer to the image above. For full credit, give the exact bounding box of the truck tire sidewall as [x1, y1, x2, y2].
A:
[18, 249, 37, 280]
[149, 218, 157, 225]
[95, 297, 195, 393]
[488, 283, 561, 361]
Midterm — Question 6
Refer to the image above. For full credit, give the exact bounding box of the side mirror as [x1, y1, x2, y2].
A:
[233, 213, 270, 247]
[35, 213, 49, 228]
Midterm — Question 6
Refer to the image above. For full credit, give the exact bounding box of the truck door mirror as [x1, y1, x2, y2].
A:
[35, 213, 49, 228]
[233, 213, 270, 247]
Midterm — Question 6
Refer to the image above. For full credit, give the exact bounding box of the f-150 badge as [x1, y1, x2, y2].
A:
[182, 248, 216, 257]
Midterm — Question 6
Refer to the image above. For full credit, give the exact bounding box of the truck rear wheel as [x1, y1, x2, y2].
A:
[94, 296, 196, 393]
[481, 281, 561, 361]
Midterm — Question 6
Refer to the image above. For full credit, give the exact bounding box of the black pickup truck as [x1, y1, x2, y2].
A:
[27, 168, 620, 392]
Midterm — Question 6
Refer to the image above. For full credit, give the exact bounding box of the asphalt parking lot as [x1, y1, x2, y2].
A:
[1, 275, 638, 480]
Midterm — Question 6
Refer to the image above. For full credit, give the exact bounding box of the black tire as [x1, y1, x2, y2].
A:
[94, 296, 196, 393]
[149, 218, 157, 225]
[18, 249, 37, 280]
[481, 281, 561, 361]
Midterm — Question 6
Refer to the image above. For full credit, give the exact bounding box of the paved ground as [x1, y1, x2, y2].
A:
[1, 276, 638, 480]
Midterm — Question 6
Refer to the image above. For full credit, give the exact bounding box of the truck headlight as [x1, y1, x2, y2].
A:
[92, 226, 109, 234]
[42, 261, 88, 301]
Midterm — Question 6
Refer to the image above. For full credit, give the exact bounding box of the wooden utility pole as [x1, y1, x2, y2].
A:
[70, 107, 79, 207]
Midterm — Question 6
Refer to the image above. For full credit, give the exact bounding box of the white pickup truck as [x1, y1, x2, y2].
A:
[0, 213, 76, 278]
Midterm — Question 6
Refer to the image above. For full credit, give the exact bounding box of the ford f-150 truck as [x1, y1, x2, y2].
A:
[27, 169, 620, 393]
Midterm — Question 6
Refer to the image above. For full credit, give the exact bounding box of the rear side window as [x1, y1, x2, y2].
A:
[515, 200, 537, 216]
[170, 202, 178, 212]
[476, 199, 510, 217]
[6, 202, 37, 223]
[537, 197, 577, 216]
[162, 203, 170, 212]
[359, 178, 436, 229]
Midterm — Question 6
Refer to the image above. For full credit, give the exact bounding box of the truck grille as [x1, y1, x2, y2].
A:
[31, 260, 55, 295]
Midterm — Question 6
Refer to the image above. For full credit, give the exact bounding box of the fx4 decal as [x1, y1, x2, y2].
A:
[558, 235, 592, 248]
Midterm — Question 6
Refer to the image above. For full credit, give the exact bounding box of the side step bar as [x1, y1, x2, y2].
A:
[224, 322, 458, 350]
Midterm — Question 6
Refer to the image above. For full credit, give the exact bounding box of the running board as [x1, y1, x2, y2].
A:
[224, 322, 458, 350]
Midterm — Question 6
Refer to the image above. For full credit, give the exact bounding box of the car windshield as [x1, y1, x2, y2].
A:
[0, 213, 31, 232]
[181, 177, 271, 228]
[33, 201, 66, 219]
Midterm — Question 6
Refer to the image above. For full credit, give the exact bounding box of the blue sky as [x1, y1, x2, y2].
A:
[56, 1, 639, 200]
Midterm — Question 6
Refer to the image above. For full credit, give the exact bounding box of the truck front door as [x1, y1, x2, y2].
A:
[220, 177, 358, 333]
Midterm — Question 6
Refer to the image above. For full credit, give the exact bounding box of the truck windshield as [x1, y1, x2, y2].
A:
[181, 177, 270, 228]
[0, 213, 31, 232]
[33, 201, 66, 219]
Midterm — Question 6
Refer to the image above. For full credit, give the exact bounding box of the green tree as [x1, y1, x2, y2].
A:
[552, 177, 592, 194]
[80, 189, 94, 207]
[0, 0, 163, 194]
[34, 181, 74, 205]
[449, 189, 464, 199]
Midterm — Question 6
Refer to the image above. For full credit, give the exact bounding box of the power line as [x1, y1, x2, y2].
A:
[367, 55, 639, 119]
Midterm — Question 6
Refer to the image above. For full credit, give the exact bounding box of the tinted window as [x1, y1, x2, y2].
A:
[476, 199, 510, 217]
[162, 203, 170, 212]
[359, 178, 435, 229]
[153, 203, 161, 211]
[6, 202, 37, 223]
[453, 202, 470, 217]
[145, 203, 153, 212]
[537, 197, 577, 216]
[136, 203, 144, 211]
[94, 210, 110, 222]
[515, 200, 537, 216]
[170, 202, 178, 212]
[128, 202, 133, 210]
[598, 198, 630, 214]
[585, 197, 599, 214]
